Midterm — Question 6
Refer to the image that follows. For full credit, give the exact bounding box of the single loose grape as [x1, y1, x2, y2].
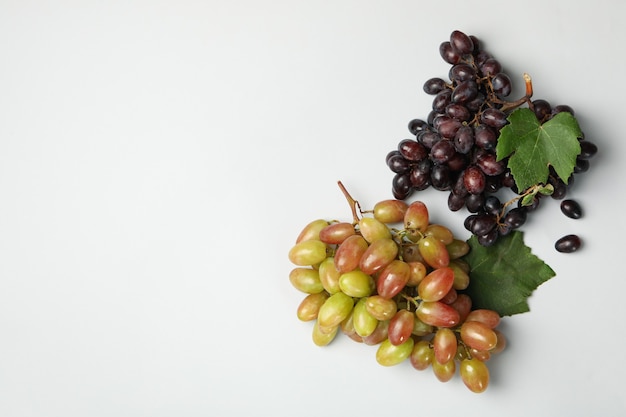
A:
[555, 234, 582, 253]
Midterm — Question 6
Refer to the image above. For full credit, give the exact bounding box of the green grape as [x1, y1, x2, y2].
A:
[312, 321, 338, 346]
[362, 320, 389, 346]
[317, 291, 355, 329]
[365, 295, 397, 321]
[359, 237, 399, 275]
[297, 292, 330, 321]
[406, 261, 427, 286]
[446, 239, 470, 259]
[359, 217, 392, 243]
[416, 301, 460, 328]
[318, 257, 342, 294]
[449, 293, 472, 323]
[288, 240, 329, 266]
[375, 337, 414, 366]
[460, 358, 490, 393]
[387, 309, 415, 346]
[334, 235, 369, 273]
[432, 356, 456, 382]
[433, 328, 458, 364]
[404, 201, 430, 241]
[338, 270, 375, 298]
[352, 298, 378, 337]
[373, 199, 409, 224]
[296, 219, 329, 243]
[417, 267, 455, 302]
[340, 313, 364, 343]
[465, 309, 501, 329]
[424, 224, 454, 245]
[376, 259, 411, 299]
[418, 235, 450, 269]
[460, 321, 498, 352]
[411, 316, 434, 336]
[410, 339, 433, 370]
[319, 222, 356, 244]
[289, 267, 325, 294]
[449, 260, 470, 290]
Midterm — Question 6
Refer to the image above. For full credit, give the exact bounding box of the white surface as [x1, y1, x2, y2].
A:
[0, 1, 624, 416]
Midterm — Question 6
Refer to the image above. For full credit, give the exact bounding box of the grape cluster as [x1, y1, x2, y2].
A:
[288, 194, 505, 393]
[386, 30, 598, 247]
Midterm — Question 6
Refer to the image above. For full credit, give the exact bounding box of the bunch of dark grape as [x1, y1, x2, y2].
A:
[288, 183, 506, 393]
[386, 30, 598, 247]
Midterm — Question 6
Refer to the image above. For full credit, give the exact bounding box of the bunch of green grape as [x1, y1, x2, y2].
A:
[288, 188, 505, 393]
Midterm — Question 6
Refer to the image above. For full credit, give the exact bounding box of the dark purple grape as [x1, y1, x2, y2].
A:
[518, 195, 541, 211]
[552, 104, 575, 116]
[465, 193, 485, 213]
[465, 92, 486, 113]
[555, 234, 582, 253]
[501, 170, 516, 188]
[484, 174, 502, 193]
[454, 125, 474, 154]
[560, 199, 582, 219]
[398, 139, 428, 161]
[430, 164, 452, 190]
[532, 99, 552, 121]
[477, 228, 499, 246]
[450, 30, 474, 55]
[503, 207, 527, 229]
[480, 108, 508, 129]
[432, 89, 453, 113]
[449, 63, 476, 83]
[491, 73, 512, 98]
[446, 152, 468, 172]
[445, 103, 471, 122]
[549, 178, 568, 200]
[473, 124, 498, 151]
[574, 158, 590, 173]
[418, 130, 441, 149]
[479, 58, 502, 76]
[463, 165, 486, 194]
[448, 192, 465, 211]
[427, 110, 441, 125]
[497, 223, 512, 236]
[470, 213, 497, 236]
[452, 173, 469, 197]
[386, 150, 401, 164]
[410, 167, 430, 190]
[430, 140, 456, 164]
[392, 173, 412, 199]
[387, 153, 411, 174]
[452, 80, 478, 104]
[476, 152, 506, 176]
[578, 141, 598, 159]
[483, 195, 502, 216]
[423, 77, 447, 95]
[408, 118, 429, 135]
[474, 50, 491, 67]
[437, 118, 462, 139]
[440, 41, 461, 64]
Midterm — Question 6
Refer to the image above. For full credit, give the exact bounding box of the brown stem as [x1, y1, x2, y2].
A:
[337, 181, 361, 224]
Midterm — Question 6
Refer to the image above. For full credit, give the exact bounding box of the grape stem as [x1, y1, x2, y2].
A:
[496, 183, 543, 223]
[337, 181, 362, 224]
[499, 73, 534, 113]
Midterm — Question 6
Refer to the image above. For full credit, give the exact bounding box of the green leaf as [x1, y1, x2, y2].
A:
[461, 231, 556, 317]
[496, 108, 582, 191]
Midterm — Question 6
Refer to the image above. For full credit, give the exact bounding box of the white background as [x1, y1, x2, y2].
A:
[1, 1, 624, 416]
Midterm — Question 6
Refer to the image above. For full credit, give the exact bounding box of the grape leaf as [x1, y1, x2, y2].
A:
[496, 108, 582, 191]
[461, 231, 556, 317]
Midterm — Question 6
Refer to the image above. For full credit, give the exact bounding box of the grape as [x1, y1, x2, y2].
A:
[433, 89, 453, 112]
[334, 235, 369, 273]
[376, 337, 414, 366]
[418, 235, 450, 269]
[317, 291, 355, 329]
[478, 57, 502, 76]
[433, 328, 458, 364]
[463, 166, 486, 194]
[406, 261, 428, 286]
[373, 199, 409, 223]
[432, 356, 456, 382]
[289, 267, 324, 294]
[423, 77, 447, 95]
[359, 217, 392, 243]
[319, 222, 356, 244]
[460, 358, 490, 393]
[465, 309, 501, 329]
[339, 270, 375, 298]
[295, 219, 329, 243]
[359, 237, 399, 275]
[365, 295, 397, 321]
[555, 234, 582, 253]
[416, 301, 460, 328]
[532, 99, 552, 121]
[480, 108, 508, 129]
[452, 80, 478, 103]
[288, 240, 328, 266]
[450, 30, 474, 55]
[410, 340, 434, 370]
[377, 259, 411, 299]
[408, 118, 429, 135]
[460, 321, 498, 351]
[502, 207, 527, 229]
[445, 103, 471, 121]
[352, 298, 378, 338]
[318, 257, 341, 294]
[418, 267, 455, 302]
[439, 41, 461, 64]
[398, 139, 428, 161]
[579, 140, 598, 159]
[454, 125, 474, 153]
[404, 200, 430, 236]
[491, 72, 512, 97]
[297, 292, 330, 322]
[388, 309, 415, 345]
[560, 199, 582, 219]
[312, 320, 338, 346]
